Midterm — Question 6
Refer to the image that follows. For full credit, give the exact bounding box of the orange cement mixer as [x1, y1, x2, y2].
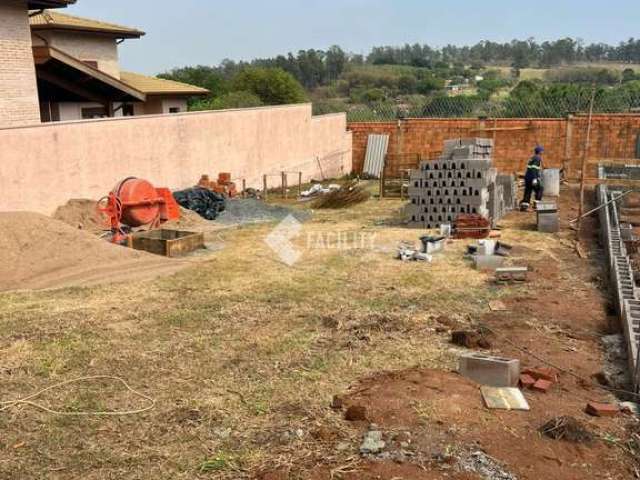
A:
[98, 177, 180, 244]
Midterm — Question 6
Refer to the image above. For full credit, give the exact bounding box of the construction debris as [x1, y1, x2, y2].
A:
[459, 451, 518, 480]
[397, 242, 432, 262]
[311, 182, 370, 209]
[360, 427, 386, 455]
[301, 183, 341, 198]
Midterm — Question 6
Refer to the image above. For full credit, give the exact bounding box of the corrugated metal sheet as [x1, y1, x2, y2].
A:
[363, 134, 389, 178]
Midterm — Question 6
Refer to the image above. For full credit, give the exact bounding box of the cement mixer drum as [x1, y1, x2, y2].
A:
[114, 178, 162, 227]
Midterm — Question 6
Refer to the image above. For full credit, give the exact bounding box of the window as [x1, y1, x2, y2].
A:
[169, 107, 181, 114]
[82, 107, 107, 119]
[122, 104, 135, 116]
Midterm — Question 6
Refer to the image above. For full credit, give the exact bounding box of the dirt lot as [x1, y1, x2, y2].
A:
[1, 184, 638, 479]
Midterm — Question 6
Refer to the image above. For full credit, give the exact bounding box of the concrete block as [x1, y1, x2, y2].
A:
[537, 211, 559, 233]
[459, 353, 520, 387]
[474, 255, 505, 271]
[478, 240, 497, 256]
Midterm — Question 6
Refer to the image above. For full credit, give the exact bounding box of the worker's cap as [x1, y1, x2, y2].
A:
[534, 146, 545, 154]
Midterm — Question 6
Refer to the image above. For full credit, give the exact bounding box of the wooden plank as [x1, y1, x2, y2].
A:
[166, 232, 205, 257]
[130, 230, 204, 257]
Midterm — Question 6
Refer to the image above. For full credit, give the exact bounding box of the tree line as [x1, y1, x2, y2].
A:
[367, 38, 640, 69]
[158, 37, 640, 112]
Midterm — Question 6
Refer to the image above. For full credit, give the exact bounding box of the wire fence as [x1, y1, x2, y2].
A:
[315, 90, 640, 122]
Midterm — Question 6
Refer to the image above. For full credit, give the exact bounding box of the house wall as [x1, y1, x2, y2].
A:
[133, 97, 189, 115]
[0, 0, 42, 128]
[33, 30, 121, 78]
[349, 115, 640, 177]
[0, 104, 352, 215]
[162, 98, 188, 114]
[57, 102, 127, 121]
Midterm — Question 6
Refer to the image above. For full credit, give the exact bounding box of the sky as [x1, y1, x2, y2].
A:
[66, 0, 638, 75]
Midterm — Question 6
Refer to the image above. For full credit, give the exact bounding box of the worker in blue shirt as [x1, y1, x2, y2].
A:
[520, 146, 544, 210]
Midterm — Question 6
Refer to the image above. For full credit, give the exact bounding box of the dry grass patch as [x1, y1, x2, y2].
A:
[1, 196, 531, 479]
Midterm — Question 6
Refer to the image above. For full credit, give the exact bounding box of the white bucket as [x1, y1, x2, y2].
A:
[542, 169, 560, 197]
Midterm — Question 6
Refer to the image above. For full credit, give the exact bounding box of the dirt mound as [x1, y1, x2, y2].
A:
[0, 212, 189, 291]
[337, 367, 630, 480]
[53, 199, 105, 234]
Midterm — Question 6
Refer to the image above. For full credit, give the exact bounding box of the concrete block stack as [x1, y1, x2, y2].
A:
[406, 138, 512, 229]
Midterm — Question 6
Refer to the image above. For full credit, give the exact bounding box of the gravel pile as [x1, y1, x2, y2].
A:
[217, 199, 311, 225]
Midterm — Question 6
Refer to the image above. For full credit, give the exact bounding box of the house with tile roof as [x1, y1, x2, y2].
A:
[29, 9, 209, 121]
[0, 0, 75, 128]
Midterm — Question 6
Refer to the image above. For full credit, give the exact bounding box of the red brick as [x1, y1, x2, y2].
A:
[522, 367, 558, 383]
[532, 379, 553, 393]
[585, 402, 620, 417]
[519, 374, 536, 389]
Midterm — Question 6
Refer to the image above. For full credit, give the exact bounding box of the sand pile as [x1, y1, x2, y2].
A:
[53, 199, 106, 234]
[165, 207, 217, 229]
[0, 212, 189, 292]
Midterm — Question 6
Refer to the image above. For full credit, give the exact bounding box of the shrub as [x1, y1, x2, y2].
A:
[233, 67, 307, 105]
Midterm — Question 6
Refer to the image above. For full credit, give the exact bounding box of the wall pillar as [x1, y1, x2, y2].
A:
[0, 0, 42, 128]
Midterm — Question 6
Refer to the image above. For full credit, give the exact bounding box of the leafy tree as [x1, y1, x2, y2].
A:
[233, 67, 307, 105]
[325, 46, 347, 81]
[210, 91, 264, 110]
[416, 76, 444, 95]
[158, 66, 229, 97]
[623, 68, 638, 83]
[398, 75, 418, 94]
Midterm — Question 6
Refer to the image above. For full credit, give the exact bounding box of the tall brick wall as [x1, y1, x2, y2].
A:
[350, 115, 640, 178]
[0, 0, 41, 128]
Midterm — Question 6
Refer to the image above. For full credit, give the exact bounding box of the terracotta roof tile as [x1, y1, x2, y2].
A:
[30, 11, 144, 38]
[119, 71, 209, 96]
